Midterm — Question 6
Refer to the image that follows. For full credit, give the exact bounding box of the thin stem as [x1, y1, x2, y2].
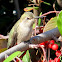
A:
[16, 57, 23, 62]
[48, 48, 50, 62]
[40, 11, 60, 16]
[0, 34, 9, 39]
[34, 19, 37, 36]
[43, 17, 46, 26]
[39, 45, 47, 62]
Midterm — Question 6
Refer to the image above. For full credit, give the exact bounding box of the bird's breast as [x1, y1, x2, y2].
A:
[17, 23, 33, 44]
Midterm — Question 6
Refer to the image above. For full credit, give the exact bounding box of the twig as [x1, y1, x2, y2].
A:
[28, 4, 39, 6]
[59, 36, 62, 53]
[48, 48, 50, 62]
[15, 57, 23, 62]
[13, 59, 16, 62]
[0, 35, 9, 39]
[34, 19, 37, 36]
[5, 54, 8, 59]
[39, 45, 47, 62]
[43, 17, 46, 26]
[40, 11, 60, 17]
[53, 4, 58, 16]
[53, 0, 58, 16]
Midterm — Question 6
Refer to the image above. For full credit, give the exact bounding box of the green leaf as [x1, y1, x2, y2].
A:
[3, 51, 21, 62]
[24, 7, 39, 11]
[43, 17, 57, 32]
[33, 7, 39, 10]
[43, 2, 51, 6]
[22, 50, 31, 62]
[24, 7, 33, 11]
[38, 12, 42, 26]
[26, 7, 33, 9]
[18, 51, 26, 58]
[57, 11, 62, 35]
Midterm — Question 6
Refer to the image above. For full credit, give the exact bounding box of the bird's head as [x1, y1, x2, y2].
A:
[20, 12, 46, 27]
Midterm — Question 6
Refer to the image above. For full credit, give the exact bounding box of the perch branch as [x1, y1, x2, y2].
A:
[30, 27, 60, 44]
[0, 27, 60, 61]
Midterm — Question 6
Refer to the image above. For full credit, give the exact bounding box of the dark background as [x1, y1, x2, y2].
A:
[0, 0, 61, 35]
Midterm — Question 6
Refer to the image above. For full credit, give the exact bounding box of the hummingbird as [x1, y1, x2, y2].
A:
[7, 12, 45, 49]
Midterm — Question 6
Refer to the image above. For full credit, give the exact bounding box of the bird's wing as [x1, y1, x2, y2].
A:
[7, 20, 20, 49]
[7, 26, 17, 49]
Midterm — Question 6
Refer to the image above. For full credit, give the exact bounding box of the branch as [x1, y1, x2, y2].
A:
[0, 27, 60, 61]
[0, 35, 9, 39]
[40, 11, 60, 16]
[30, 27, 60, 44]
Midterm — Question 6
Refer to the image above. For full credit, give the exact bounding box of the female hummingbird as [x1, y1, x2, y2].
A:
[7, 12, 45, 48]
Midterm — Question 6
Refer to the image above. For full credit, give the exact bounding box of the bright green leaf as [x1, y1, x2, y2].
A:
[33, 7, 39, 10]
[22, 50, 31, 62]
[43, 2, 51, 6]
[38, 12, 42, 26]
[3, 51, 21, 62]
[57, 11, 62, 35]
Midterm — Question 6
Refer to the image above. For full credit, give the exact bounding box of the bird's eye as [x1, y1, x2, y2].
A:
[27, 17, 31, 20]
[27, 17, 30, 19]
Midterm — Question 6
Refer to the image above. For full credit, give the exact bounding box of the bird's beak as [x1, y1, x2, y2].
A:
[34, 16, 46, 19]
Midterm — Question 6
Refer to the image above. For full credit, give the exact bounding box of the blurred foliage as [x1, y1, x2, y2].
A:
[0, 0, 15, 35]
[3, 51, 21, 62]
[4, 50, 31, 62]
[0, 0, 28, 35]
[0, 0, 61, 35]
